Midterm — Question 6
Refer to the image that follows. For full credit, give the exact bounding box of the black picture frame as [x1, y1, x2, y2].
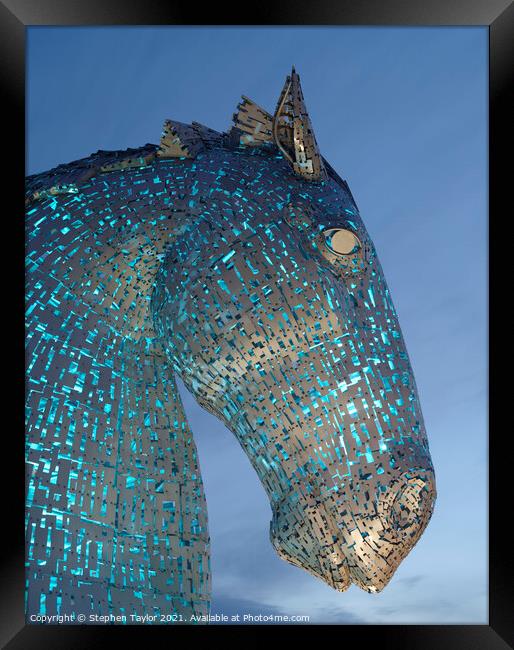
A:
[2, 1, 512, 647]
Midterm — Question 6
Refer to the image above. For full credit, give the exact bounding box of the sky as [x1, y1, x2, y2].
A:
[26, 26, 488, 624]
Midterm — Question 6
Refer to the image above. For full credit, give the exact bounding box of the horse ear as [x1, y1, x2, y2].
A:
[231, 96, 274, 146]
[272, 67, 327, 182]
[157, 119, 205, 158]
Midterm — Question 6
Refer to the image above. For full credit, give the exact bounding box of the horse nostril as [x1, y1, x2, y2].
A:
[379, 471, 436, 541]
[390, 485, 422, 532]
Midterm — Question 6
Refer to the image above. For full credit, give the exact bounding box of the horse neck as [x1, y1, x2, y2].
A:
[25, 163, 211, 618]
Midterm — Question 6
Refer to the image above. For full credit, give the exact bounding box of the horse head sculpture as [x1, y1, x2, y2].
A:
[25, 68, 436, 622]
[151, 68, 436, 593]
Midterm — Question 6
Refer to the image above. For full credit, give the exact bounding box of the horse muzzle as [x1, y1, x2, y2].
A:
[269, 468, 436, 593]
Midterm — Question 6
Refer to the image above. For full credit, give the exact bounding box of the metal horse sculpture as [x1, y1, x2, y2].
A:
[25, 68, 436, 623]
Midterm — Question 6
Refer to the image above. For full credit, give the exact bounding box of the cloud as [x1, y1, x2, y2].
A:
[210, 594, 364, 625]
[396, 574, 425, 588]
[210, 595, 287, 624]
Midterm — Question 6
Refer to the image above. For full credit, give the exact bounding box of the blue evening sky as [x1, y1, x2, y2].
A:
[26, 26, 487, 624]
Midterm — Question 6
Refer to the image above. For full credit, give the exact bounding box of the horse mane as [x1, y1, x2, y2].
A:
[26, 117, 357, 214]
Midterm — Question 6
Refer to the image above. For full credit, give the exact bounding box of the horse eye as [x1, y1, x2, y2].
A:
[323, 228, 361, 256]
